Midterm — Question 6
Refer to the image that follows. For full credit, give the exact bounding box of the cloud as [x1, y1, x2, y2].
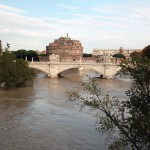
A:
[0, 5, 59, 50]
[0, 4, 25, 14]
[0, 11, 49, 27]
[91, 3, 150, 24]
[0, 2, 150, 52]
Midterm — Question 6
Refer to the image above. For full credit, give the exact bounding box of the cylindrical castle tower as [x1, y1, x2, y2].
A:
[46, 36, 83, 62]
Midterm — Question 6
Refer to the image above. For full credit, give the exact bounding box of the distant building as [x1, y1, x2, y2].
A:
[38, 56, 49, 61]
[92, 47, 141, 60]
[93, 47, 141, 57]
[46, 36, 83, 62]
[35, 50, 47, 55]
[92, 47, 141, 63]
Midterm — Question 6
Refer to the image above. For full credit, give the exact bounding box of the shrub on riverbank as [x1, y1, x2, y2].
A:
[0, 50, 35, 88]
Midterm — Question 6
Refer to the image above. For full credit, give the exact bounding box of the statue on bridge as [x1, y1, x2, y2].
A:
[49, 54, 60, 62]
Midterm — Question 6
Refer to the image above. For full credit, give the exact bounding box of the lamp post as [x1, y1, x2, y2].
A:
[7, 42, 10, 51]
[0, 40, 2, 55]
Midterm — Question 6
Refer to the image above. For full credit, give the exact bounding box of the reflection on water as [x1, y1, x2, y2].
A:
[0, 69, 131, 150]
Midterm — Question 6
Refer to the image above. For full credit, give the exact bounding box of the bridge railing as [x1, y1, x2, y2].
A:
[28, 61, 119, 66]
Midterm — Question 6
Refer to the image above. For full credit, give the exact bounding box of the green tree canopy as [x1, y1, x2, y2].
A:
[83, 53, 92, 57]
[113, 53, 125, 59]
[12, 49, 27, 59]
[142, 45, 150, 58]
[130, 51, 142, 60]
[12, 49, 39, 61]
[112, 53, 125, 63]
[0, 50, 35, 88]
[27, 50, 39, 61]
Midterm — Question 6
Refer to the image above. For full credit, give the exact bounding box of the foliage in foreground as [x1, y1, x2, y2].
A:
[66, 57, 150, 149]
[0, 50, 35, 88]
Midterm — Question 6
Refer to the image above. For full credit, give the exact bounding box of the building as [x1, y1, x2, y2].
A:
[93, 47, 141, 57]
[46, 36, 83, 62]
[35, 50, 47, 55]
[92, 47, 141, 63]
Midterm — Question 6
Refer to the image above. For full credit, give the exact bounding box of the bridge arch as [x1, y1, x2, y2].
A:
[57, 65, 104, 76]
[29, 66, 49, 75]
[108, 68, 121, 78]
[57, 66, 79, 75]
[83, 66, 104, 75]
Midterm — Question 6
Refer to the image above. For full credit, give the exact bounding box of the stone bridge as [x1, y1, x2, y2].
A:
[29, 61, 121, 78]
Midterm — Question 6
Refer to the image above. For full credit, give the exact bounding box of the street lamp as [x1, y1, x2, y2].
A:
[7, 43, 10, 50]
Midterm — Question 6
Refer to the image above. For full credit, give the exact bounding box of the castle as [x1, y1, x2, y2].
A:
[46, 36, 83, 62]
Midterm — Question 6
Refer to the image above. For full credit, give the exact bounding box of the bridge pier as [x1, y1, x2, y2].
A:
[48, 74, 58, 78]
[103, 76, 113, 79]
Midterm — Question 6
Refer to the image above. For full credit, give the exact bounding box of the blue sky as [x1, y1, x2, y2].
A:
[0, 0, 150, 53]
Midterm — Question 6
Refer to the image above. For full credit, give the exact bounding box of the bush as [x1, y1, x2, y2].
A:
[0, 50, 35, 88]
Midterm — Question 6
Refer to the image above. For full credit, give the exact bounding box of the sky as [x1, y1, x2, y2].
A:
[0, 0, 150, 53]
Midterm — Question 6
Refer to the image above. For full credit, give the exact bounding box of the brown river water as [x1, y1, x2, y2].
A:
[0, 69, 131, 150]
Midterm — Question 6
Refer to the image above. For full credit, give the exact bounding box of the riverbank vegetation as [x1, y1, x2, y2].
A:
[0, 49, 35, 88]
[66, 45, 150, 150]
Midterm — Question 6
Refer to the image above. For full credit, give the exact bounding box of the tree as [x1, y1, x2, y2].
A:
[130, 51, 142, 60]
[12, 49, 39, 61]
[66, 54, 150, 149]
[12, 49, 27, 60]
[142, 45, 150, 58]
[113, 53, 125, 63]
[119, 57, 150, 149]
[83, 53, 92, 57]
[0, 50, 35, 88]
[27, 50, 39, 61]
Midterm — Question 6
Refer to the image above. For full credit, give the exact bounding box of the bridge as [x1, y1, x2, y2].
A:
[29, 61, 121, 79]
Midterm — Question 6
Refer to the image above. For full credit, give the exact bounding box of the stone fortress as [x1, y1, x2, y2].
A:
[46, 35, 83, 62]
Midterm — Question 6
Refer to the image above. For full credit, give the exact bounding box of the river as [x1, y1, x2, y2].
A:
[0, 69, 131, 150]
